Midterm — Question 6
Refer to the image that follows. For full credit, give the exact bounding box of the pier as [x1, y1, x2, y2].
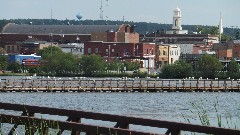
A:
[0, 77, 240, 92]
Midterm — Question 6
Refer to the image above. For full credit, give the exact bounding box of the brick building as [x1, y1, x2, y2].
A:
[0, 23, 135, 46]
[140, 33, 219, 45]
[84, 41, 155, 68]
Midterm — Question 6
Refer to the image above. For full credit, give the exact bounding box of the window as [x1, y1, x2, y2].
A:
[7, 46, 10, 52]
[147, 49, 149, 54]
[175, 19, 178, 26]
[163, 50, 166, 55]
[95, 48, 98, 53]
[88, 48, 91, 54]
[12, 46, 14, 52]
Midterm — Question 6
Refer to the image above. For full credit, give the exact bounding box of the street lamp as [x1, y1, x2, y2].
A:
[49, 33, 53, 54]
[108, 44, 116, 63]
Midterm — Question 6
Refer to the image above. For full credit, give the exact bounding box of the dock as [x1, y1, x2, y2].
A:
[0, 78, 240, 92]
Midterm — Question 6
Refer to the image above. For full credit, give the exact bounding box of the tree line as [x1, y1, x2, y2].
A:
[0, 46, 141, 77]
[0, 19, 239, 39]
[1, 46, 239, 79]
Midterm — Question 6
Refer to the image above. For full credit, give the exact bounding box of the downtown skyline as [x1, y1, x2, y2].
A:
[0, 0, 239, 28]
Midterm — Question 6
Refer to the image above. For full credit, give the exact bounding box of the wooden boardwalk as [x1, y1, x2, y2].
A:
[0, 77, 240, 92]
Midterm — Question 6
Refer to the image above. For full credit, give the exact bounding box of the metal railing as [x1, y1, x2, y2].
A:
[0, 102, 240, 135]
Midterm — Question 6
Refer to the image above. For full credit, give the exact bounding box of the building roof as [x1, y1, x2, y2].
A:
[2, 23, 123, 35]
[233, 40, 240, 44]
[174, 7, 181, 12]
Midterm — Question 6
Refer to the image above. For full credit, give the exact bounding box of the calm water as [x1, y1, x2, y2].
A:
[0, 92, 240, 134]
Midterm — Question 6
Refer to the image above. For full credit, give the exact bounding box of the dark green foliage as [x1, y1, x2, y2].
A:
[7, 62, 22, 73]
[37, 46, 78, 76]
[124, 61, 140, 71]
[36, 46, 63, 58]
[227, 59, 240, 79]
[107, 59, 123, 72]
[80, 54, 107, 76]
[195, 54, 223, 79]
[160, 60, 193, 79]
[0, 55, 8, 71]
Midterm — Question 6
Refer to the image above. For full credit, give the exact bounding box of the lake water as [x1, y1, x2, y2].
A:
[0, 92, 240, 134]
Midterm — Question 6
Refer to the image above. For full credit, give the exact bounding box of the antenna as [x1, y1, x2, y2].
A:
[51, 8, 53, 24]
[100, 0, 103, 20]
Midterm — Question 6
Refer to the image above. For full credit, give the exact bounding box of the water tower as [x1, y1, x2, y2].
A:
[76, 13, 83, 21]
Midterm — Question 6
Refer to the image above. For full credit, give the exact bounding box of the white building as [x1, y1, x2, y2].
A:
[58, 43, 84, 56]
[166, 7, 188, 34]
[168, 44, 181, 64]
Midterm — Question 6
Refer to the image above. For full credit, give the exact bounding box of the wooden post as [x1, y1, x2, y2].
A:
[124, 79, 127, 90]
[147, 79, 149, 91]
[204, 80, 206, 90]
[210, 80, 213, 91]
[109, 79, 112, 90]
[224, 80, 226, 90]
[183, 79, 185, 91]
[168, 80, 170, 91]
[139, 79, 142, 90]
[196, 79, 199, 90]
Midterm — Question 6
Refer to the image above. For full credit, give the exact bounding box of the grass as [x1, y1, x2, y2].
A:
[182, 98, 240, 130]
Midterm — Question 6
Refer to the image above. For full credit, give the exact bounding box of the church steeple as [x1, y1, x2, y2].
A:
[219, 13, 223, 41]
[172, 7, 182, 30]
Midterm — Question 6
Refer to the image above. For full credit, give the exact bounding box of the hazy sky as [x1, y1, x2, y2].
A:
[1, 0, 239, 27]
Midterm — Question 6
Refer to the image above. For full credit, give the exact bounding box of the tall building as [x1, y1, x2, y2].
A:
[166, 7, 188, 34]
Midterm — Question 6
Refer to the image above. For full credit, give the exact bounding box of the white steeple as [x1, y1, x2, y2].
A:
[172, 7, 182, 30]
[219, 13, 223, 42]
[219, 13, 223, 34]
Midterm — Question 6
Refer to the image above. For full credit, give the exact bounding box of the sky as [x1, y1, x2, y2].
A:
[0, 0, 239, 28]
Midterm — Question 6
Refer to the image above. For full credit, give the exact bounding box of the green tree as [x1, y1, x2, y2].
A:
[108, 59, 124, 73]
[227, 59, 240, 79]
[221, 34, 232, 42]
[7, 62, 22, 73]
[79, 54, 107, 76]
[37, 46, 78, 75]
[0, 55, 8, 71]
[195, 55, 223, 79]
[160, 60, 193, 79]
[196, 26, 219, 35]
[124, 61, 140, 71]
[40, 52, 78, 75]
[36, 46, 63, 58]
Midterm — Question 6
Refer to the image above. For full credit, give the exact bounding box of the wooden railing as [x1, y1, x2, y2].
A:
[0, 102, 240, 135]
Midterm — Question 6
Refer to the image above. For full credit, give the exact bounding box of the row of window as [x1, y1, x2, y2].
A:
[7, 46, 20, 52]
[87, 48, 130, 54]
[87, 48, 156, 56]
[158, 50, 179, 56]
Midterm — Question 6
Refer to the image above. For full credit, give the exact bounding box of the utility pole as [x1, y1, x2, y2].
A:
[100, 0, 103, 20]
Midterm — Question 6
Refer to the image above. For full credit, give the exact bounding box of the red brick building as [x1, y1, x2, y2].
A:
[0, 23, 136, 46]
[84, 41, 156, 68]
